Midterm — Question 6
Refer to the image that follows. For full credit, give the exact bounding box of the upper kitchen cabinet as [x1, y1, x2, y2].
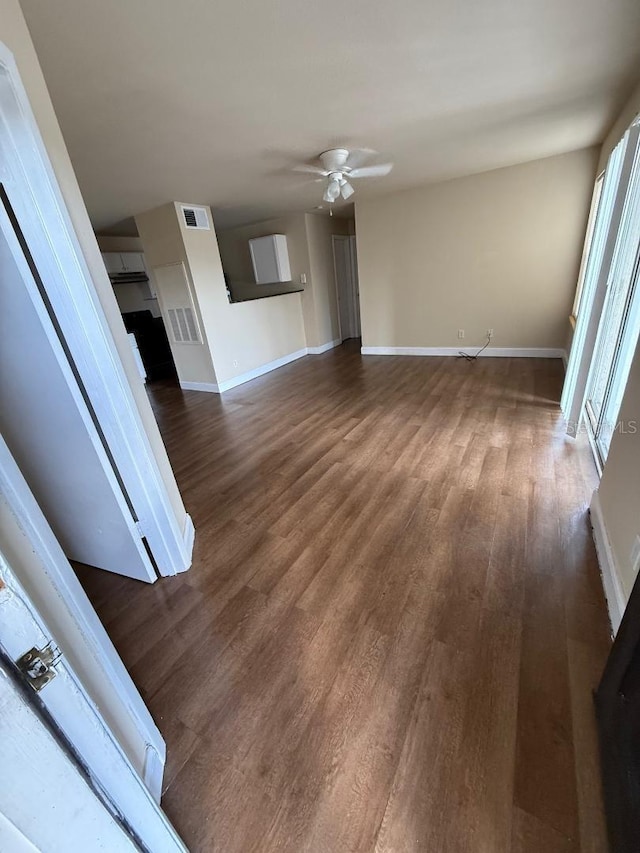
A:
[102, 252, 147, 275]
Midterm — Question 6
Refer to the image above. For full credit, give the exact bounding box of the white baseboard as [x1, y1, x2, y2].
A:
[143, 744, 165, 804]
[308, 338, 341, 355]
[179, 380, 221, 393]
[590, 489, 626, 635]
[179, 341, 343, 394]
[181, 348, 308, 394]
[216, 348, 308, 392]
[180, 513, 195, 571]
[361, 346, 566, 358]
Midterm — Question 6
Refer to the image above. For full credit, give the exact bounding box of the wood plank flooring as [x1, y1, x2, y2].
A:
[75, 342, 613, 852]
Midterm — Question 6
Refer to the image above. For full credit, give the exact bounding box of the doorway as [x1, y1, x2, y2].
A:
[332, 234, 361, 341]
[103, 246, 178, 384]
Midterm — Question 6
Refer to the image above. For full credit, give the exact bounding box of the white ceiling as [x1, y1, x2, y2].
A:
[19, 0, 640, 232]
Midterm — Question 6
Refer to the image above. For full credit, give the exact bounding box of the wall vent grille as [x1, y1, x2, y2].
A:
[167, 306, 201, 343]
[180, 205, 210, 230]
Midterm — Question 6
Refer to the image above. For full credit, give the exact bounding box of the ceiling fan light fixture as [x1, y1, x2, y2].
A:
[295, 148, 393, 205]
[325, 178, 341, 203]
[323, 183, 337, 203]
[340, 180, 355, 200]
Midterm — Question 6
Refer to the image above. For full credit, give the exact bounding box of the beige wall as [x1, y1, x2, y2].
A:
[178, 204, 307, 384]
[216, 212, 318, 351]
[110, 281, 162, 319]
[136, 203, 218, 385]
[355, 148, 599, 350]
[138, 203, 308, 386]
[217, 211, 348, 350]
[216, 213, 309, 301]
[96, 235, 144, 253]
[0, 0, 186, 527]
[597, 79, 640, 171]
[595, 79, 640, 602]
[96, 235, 161, 318]
[304, 213, 346, 348]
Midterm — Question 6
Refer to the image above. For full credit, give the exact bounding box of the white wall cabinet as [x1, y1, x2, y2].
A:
[102, 252, 147, 274]
[249, 234, 291, 284]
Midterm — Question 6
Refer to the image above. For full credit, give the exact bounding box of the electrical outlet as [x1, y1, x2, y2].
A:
[458, 329, 465, 339]
[487, 329, 494, 339]
[232, 359, 239, 368]
[300, 273, 307, 285]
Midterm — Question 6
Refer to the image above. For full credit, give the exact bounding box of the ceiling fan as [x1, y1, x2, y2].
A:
[293, 148, 393, 204]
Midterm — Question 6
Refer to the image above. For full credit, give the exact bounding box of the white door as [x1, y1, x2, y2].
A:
[332, 235, 361, 341]
[0, 197, 156, 582]
[0, 437, 185, 850]
[0, 660, 137, 852]
[0, 43, 193, 579]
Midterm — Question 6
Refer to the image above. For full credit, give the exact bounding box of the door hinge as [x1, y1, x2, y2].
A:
[135, 521, 145, 538]
[16, 641, 62, 692]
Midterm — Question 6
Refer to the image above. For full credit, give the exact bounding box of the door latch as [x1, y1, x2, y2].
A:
[16, 642, 62, 692]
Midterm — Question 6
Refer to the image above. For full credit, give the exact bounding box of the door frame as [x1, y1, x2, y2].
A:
[0, 41, 193, 576]
[595, 566, 640, 852]
[0, 654, 138, 851]
[332, 234, 360, 341]
[0, 439, 186, 850]
[349, 234, 361, 338]
[0, 435, 165, 799]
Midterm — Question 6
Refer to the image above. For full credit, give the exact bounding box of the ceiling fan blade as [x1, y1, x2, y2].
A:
[348, 163, 393, 178]
[292, 164, 327, 176]
[344, 147, 377, 170]
[284, 177, 324, 192]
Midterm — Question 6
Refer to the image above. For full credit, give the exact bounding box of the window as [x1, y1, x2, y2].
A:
[583, 139, 640, 467]
[572, 172, 605, 320]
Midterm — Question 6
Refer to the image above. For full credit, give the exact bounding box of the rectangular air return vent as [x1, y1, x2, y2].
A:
[180, 205, 210, 230]
[167, 306, 201, 343]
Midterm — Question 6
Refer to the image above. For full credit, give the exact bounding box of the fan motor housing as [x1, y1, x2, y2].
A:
[319, 148, 350, 171]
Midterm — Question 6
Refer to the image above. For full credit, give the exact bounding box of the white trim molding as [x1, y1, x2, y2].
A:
[361, 346, 566, 358]
[590, 489, 627, 634]
[181, 513, 195, 562]
[180, 342, 342, 394]
[179, 380, 221, 393]
[215, 347, 308, 391]
[308, 338, 341, 355]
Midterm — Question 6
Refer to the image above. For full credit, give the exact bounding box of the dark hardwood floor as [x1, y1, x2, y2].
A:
[76, 342, 613, 852]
